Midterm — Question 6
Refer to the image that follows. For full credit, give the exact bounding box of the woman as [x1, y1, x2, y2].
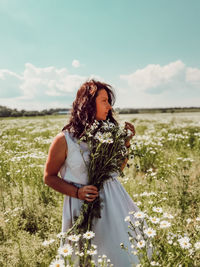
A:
[44, 80, 141, 267]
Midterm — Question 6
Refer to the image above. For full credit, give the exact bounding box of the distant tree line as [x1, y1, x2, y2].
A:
[0, 105, 200, 118]
[115, 107, 200, 114]
[0, 106, 70, 117]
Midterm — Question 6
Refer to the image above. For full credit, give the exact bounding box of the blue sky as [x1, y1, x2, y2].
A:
[0, 0, 200, 110]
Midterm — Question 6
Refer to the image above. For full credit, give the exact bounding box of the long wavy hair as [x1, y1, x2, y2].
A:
[62, 79, 118, 139]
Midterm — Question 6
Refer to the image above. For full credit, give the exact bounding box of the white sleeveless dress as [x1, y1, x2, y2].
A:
[59, 130, 145, 267]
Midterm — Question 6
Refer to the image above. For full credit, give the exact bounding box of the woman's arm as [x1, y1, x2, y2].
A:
[43, 132, 98, 201]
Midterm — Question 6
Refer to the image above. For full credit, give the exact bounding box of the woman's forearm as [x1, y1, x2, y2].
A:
[44, 175, 78, 198]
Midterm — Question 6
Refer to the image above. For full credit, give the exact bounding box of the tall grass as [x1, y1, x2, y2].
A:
[0, 113, 200, 266]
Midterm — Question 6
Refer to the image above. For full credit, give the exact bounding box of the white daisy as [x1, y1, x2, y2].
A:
[58, 244, 73, 257]
[163, 212, 174, 219]
[134, 211, 146, 219]
[186, 218, 192, 224]
[42, 240, 50, 246]
[135, 221, 141, 227]
[57, 232, 66, 239]
[160, 220, 171, 228]
[178, 237, 191, 249]
[83, 231, 95, 239]
[150, 217, 160, 224]
[152, 207, 163, 213]
[144, 228, 156, 238]
[124, 216, 131, 222]
[129, 211, 135, 215]
[67, 234, 80, 242]
[137, 240, 146, 248]
[87, 249, 97, 255]
[150, 261, 159, 266]
[42, 239, 55, 246]
[50, 259, 65, 267]
[194, 241, 200, 250]
[78, 252, 84, 257]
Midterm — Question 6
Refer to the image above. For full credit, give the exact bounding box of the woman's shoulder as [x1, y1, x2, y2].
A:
[52, 132, 68, 152]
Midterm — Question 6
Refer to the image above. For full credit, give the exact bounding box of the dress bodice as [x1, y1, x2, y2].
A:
[59, 130, 90, 185]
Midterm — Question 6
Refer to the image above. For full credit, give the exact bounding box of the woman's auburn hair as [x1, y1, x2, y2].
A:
[62, 79, 118, 138]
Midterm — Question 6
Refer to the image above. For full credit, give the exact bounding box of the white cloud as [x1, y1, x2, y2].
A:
[0, 69, 23, 98]
[120, 60, 185, 93]
[118, 60, 200, 108]
[20, 63, 85, 99]
[1, 61, 199, 110]
[186, 67, 200, 85]
[72, 59, 81, 68]
[0, 63, 87, 110]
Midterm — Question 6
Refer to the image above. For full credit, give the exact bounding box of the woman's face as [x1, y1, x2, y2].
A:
[95, 89, 112, 121]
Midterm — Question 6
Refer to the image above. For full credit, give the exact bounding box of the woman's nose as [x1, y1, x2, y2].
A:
[107, 103, 112, 110]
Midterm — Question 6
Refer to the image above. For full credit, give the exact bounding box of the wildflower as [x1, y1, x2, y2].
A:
[98, 259, 103, 263]
[186, 218, 192, 224]
[163, 212, 174, 219]
[150, 261, 159, 266]
[137, 240, 145, 248]
[67, 234, 80, 242]
[87, 249, 97, 255]
[150, 217, 160, 224]
[57, 232, 66, 238]
[135, 221, 141, 227]
[152, 207, 163, 213]
[160, 220, 171, 228]
[42, 240, 50, 246]
[144, 228, 156, 238]
[83, 231, 95, 239]
[129, 211, 135, 215]
[178, 237, 191, 249]
[134, 211, 146, 219]
[58, 244, 73, 256]
[120, 242, 124, 248]
[78, 252, 84, 257]
[194, 241, 200, 250]
[42, 239, 55, 246]
[124, 216, 131, 222]
[50, 259, 65, 267]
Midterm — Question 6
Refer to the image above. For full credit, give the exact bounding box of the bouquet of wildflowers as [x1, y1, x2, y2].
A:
[66, 119, 132, 265]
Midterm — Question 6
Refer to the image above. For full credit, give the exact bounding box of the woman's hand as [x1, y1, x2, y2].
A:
[124, 122, 136, 146]
[78, 185, 99, 202]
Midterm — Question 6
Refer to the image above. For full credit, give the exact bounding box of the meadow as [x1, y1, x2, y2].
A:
[0, 113, 200, 266]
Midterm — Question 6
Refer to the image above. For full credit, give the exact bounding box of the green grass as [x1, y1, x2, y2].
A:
[0, 113, 200, 266]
